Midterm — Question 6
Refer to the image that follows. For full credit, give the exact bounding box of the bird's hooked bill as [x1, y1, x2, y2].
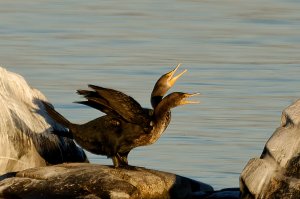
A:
[169, 63, 187, 86]
[183, 92, 201, 104]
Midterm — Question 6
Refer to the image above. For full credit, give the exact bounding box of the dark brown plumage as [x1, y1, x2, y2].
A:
[43, 64, 199, 167]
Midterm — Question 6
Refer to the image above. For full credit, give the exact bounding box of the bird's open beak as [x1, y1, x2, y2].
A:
[182, 92, 201, 105]
[167, 63, 187, 87]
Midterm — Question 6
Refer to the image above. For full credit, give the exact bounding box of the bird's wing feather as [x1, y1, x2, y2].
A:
[77, 85, 150, 126]
[74, 100, 119, 117]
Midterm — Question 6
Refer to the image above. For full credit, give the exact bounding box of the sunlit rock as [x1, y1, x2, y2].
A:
[240, 99, 300, 198]
[0, 67, 87, 175]
[0, 163, 214, 199]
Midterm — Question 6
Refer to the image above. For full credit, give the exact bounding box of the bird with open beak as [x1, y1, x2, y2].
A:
[43, 64, 200, 167]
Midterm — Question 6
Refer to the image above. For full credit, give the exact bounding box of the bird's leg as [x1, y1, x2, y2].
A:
[116, 152, 137, 170]
[121, 156, 128, 165]
[112, 153, 128, 168]
[118, 152, 129, 166]
[112, 156, 120, 168]
[116, 153, 128, 166]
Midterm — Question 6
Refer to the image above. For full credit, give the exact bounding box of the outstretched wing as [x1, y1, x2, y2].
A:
[76, 89, 118, 116]
[76, 85, 150, 126]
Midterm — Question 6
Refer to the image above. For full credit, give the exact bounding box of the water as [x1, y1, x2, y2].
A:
[1, 0, 300, 189]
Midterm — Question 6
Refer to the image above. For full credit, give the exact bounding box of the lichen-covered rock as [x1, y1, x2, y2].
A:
[0, 163, 213, 199]
[240, 99, 300, 199]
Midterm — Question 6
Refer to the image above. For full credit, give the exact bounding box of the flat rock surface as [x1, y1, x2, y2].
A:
[0, 163, 216, 199]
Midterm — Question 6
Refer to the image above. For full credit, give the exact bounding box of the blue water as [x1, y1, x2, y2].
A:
[1, 0, 300, 189]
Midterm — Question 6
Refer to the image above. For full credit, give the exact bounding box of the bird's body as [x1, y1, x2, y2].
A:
[44, 64, 199, 167]
[43, 90, 172, 166]
[69, 115, 150, 155]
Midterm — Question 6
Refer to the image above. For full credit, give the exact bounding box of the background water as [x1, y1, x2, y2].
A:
[1, 0, 300, 189]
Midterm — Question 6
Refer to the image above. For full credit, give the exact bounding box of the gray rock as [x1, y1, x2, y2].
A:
[240, 99, 300, 199]
[0, 67, 87, 175]
[0, 163, 213, 199]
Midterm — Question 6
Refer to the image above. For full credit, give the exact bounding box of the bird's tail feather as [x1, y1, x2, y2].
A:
[42, 101, 71, 128]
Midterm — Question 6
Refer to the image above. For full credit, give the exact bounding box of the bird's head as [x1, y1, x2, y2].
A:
[163, 63, 187, 88]
[151, 64, 187, 107]
[165, 92, 200, 107]
[154, 92, 200, 117]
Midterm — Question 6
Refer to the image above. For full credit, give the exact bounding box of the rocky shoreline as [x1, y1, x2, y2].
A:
[1, 67, 300, 198]
[0, 163, 240, 199]
[0, 67, 240, 199]
[3, 98, 300, 198]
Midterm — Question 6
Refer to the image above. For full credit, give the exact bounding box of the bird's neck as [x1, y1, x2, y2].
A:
[153, 96, 174, 119]
[151, 96, 163, 108]
[147, 111, 171, 145]
[151, 99, 173, 135]
[150, 82, 168, 108]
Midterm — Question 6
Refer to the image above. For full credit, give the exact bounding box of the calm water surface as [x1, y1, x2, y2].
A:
[1, 0, 300, 189]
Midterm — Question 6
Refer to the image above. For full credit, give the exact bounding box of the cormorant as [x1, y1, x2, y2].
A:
[43, 64, 199, 167]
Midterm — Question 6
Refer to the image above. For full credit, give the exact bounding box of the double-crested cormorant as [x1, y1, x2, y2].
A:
[43, 64, 199, 167]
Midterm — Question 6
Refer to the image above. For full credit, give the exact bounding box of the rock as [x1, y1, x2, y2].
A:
[0, 163, 214, 199]
[0, 67, 87, 175]
[240, 99, 300, 199]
